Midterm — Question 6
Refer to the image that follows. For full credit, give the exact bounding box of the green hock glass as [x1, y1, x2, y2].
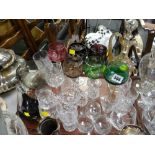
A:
[83, 55, 106, 79]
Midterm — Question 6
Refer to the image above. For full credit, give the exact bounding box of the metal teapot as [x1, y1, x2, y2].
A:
[0, 48, 16, 71]
[0, 55, 26, 94]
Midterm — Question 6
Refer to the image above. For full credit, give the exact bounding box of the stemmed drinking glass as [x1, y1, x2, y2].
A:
[33, 50, 65, 89]
[142, 105, 155, 134]
[94, 115, 112, 135]
[83, 55, 105, 79]
[85, 100, 102, 121]
[45, 62, 65, 88]
[48, 41, 67, 62]
[102, 78, 138, 130]
[139, 46, 155, 82]
[109, 106, 137, 131]
[78, 115, 94, 135]
[87, 79, 102, 100]
[33, 50, 53, 75]
[0, 110, 28, 135]
[56, 104, 78, 132]
[35, 86, 58, 119]
[137, 47, 155, 110]
[58, 77, 82, 109]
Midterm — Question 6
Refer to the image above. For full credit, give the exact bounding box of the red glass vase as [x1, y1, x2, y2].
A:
[48, 42, 67, 62]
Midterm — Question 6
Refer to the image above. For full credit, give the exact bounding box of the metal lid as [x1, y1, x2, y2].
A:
[0, 48, 16, 71]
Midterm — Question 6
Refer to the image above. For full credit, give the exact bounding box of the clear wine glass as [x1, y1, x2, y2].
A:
[0, 111, 28, 135]
[45, 62, 65, 88]
[109, 106, 137, 130]
[78, 115, 94, 134]
[35, 86, 58, 118]
[33, 50, 53, 74]
[135, 77, 155, 112]
[105, 78, 137, 115]
[59, 77, 81, 108]
[56, 104, 78, 132]
[87, 79, 102, 100]
[94, 115, 112, 135]
[100, 94, 116, 114]
[85, 100, 102, 121]
[139, 48, 155, 82]
[142, 105, 155, 134]
[33, 51, 64, 88]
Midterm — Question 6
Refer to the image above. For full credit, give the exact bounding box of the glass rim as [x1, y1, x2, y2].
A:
[51, 62, 63, 73]
[68, 42, 86, 51]
[65, 54, 83, 65]
[33, 50, 48, 60]
[84, 56, 104, 68]
[94, 115, 112, 132]
[48, 41, 66, 51]
[38, 117, 60, 135]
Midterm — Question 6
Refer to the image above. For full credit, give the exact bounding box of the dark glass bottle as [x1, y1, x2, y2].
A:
[16, 64, 43, 121]
[18, 92, 40, 120]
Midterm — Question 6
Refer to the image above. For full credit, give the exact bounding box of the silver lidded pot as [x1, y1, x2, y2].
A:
[0, 48, 16, 71]
[0, 48, 26, 94]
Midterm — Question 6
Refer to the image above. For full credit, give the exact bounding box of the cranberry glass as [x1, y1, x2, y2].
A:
[48, 42, 67, 62]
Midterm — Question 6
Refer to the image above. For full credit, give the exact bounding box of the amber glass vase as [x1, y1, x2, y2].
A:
[63, 54, 83, 78]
